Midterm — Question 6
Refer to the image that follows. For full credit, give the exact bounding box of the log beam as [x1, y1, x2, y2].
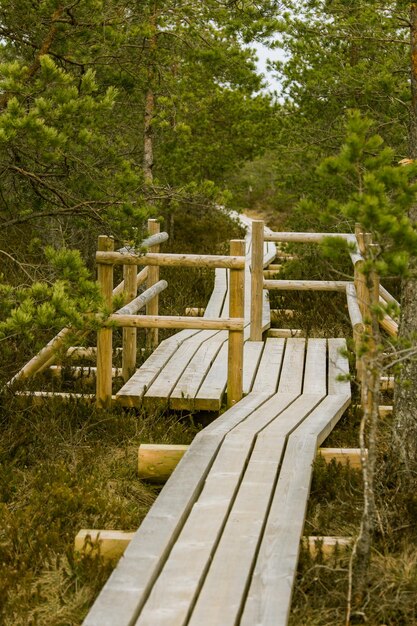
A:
[75, 529, 135, 561]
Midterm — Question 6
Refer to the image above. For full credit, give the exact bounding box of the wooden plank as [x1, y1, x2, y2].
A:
[241, 394, 350, 626]
[303, 535, 352, 557]
[251, 338, 286, 394]
[267, 328, 303, 338]
[84, 392, 273, 626]
[240, 347, 350, 625]
[242, 341, 264, 394]
[134, 338, 300, 624]
[169, 332, 228, 410]
[303, 339, 327, 395]
[204, 268, 227, 318]
[14, 391, 97, 404]
[194, 342, 228, 411]
[185, 307, 205, 316]
[276, 338, 306, 394]
[263, 240, 277, 267]
[261, 287, 271, 333]
[136, 392, 303, 626]
[116, 331, 201, 407]
[66, 346, 123, 359]
[188, 393, 325, 626]
[143, 331, 220, 407]
[328, 338, 351, 396]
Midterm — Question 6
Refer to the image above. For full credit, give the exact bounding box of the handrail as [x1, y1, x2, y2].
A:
[252, 222, 398, 342]
[95, 236, 246, 409]
[96, 251, 245, 269]
[114, 280, 168, 316]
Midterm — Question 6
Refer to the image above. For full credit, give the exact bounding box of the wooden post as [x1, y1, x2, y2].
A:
[122, 264, 138, 382]
[96, 235, 114, 409]
[250, 220, 264, 341]
[227, 239, 245, 407]
[355, 222, 366, 255]
[146, 219, 160, 351]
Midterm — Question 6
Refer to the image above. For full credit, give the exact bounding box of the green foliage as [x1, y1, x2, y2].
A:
[318, 111, 417, 275]
[0, 248, 101, 342]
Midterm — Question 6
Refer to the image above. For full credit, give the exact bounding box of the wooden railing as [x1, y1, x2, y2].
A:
[249, 220, 400, 405]
[95, 236, 246, 409]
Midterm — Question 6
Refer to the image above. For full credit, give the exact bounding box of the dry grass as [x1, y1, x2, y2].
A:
[0, 397, 198, 625]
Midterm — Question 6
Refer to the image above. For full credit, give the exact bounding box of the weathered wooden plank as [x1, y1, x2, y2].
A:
[193, 342, 229, 411]
[115, 331, 201, 407]
[303, 339, 327, 395]
[143, 331, 221, 406]
[135, 390, 302, 626]
[241, 394, 350, 626]
[328, 338, 351, 396]
[242, 341, 264, 394]
[134, 339, 302, 624]
[188, 392, 325, 626]
[83, 392, 272, 626]
[276, 338, 306, 394]
[251, 338, 286, 394]
[241, 346, 350, 626]
[169, 332, 228, 410]
[204, 268, 228, 318]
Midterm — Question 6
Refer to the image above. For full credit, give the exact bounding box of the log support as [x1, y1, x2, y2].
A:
[75, 529, 135, 561]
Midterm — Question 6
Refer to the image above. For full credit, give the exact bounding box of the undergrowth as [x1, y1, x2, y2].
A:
[0, 397, 198, 625]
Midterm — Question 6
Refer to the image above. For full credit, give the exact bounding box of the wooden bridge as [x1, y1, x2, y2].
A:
[6, 214, 399, 625]
[84, 337, 350, 626]
[116, 217, 275, 411]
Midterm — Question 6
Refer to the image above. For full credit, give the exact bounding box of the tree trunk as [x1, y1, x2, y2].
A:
[143, 87, 155, 184]
[393, 4, 417, 485]
[143, 4, 158, 184]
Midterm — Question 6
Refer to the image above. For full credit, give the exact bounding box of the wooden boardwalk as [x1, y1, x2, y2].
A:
[84, 337, 350, 626]
[116, 222, 276, 410]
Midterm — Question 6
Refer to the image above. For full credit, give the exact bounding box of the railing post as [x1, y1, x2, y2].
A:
[146, 218, 160, 351]
[250, 220, 264, 341]
[227, 239, 245, 407]
[122, 263, 137, 381]
[96, 235, 114, 409]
